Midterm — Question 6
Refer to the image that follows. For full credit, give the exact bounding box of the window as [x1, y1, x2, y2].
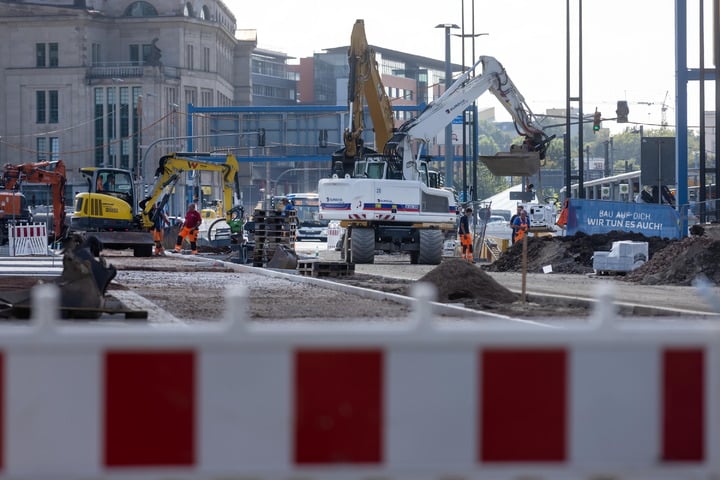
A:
[124, 1, 158, 17]
[36, 44, 45, 67]
[36, 137, 59, 162]
[92, 43, 101, 64]
[48, 90, 58, 123]
[203, 47, 210, 72]
[130, 44, 154, 65]
[130, 45, 139, 65]
[36, 138, 46, 162]
[36, 43, 58, 68]
[36, 91, 45, 123]
[185, 44, 194, 70]
[183, 2, 194, 16]
[200, 6, 210, 20]
[48, 43, 58, 67]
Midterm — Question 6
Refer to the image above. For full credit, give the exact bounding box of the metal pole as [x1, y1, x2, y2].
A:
[564, 0, 572, 201]
[443, 26, 454, 189]
[577, 0, 584, 198]
[436, 24, 459, 190]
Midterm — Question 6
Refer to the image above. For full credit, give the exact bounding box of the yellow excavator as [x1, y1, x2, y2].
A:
[70, 153, 242, 256]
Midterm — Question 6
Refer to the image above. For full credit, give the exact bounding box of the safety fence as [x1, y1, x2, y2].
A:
[0, 283, 719, 479]
[7, 222, 47, 256]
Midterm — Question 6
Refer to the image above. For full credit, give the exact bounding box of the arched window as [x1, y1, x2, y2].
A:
[124, 1, 158, 17]
[200, 5, 211, 20]
[183, 2, 194, 17]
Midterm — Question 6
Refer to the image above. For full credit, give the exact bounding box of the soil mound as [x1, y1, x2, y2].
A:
[483, 231, 674, 275]
[482, 228, 720, 286]
[622, 235, 720, 286]
[417, 258, 517, 304]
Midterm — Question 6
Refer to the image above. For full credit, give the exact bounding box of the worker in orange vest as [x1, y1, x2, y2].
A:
[458, 207, 474, 263]
[512, 209, 530, 242]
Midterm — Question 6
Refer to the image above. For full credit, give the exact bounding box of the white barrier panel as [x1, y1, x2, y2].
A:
[325, 221, 343, 250]
[8, 223, 47, 256]
[0, 284, 718, 479]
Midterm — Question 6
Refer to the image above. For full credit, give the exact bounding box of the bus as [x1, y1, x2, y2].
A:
[275, 192, 329, 242]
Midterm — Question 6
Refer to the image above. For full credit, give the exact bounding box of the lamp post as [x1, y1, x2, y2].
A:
[436, 23, 459, 190]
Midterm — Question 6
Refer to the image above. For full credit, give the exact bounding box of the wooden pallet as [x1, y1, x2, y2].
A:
[297, 260, 355, 278]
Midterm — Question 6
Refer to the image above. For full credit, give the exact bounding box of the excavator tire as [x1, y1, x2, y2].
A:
[350, 227, 375, 264]
[417, 229, 443, 265]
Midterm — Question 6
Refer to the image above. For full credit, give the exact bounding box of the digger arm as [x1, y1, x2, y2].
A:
[1, 160, 67, 237]
[140, 153, 241, 228]
[343, 19, 396, 157]
[387, 55, 552, 181]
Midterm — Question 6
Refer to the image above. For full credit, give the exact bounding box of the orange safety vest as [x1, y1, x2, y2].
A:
[515, 223, 529, 242]
[556, 200, 569, 228]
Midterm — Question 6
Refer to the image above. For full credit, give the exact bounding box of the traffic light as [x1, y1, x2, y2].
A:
[592, 111, 601, 132]
[616, 100, 629, 123]
[258, 128, 266, 147]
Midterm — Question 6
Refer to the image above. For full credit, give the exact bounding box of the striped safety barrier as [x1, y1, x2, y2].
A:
[8, 223, 47, 256]
[0, 283, 718, 479]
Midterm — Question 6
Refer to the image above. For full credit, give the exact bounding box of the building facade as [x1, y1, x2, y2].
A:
[0, 0, 255, 200]
[0, 0, 471, 211]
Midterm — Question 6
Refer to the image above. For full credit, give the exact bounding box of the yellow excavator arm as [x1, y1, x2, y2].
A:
[345, 19, 396, 157]
[139, 153, 241, 229]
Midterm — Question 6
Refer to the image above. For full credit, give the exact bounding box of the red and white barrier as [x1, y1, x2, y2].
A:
[0, 284, 718, 479]
[8, 223, 47, 256]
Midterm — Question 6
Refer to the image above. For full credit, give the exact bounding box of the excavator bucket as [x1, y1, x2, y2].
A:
[57, 235, 117, 318]
[479, 150, 541, 177]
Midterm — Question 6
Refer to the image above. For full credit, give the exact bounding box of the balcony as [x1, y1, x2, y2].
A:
[86, 63, 180, 81]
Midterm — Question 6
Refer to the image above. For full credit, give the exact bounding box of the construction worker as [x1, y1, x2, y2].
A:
[512, 209, 530, 243]
[458, 207, 474, 263]
[174, 202, 202, 254]
[150, 202, 170, 256]
[509, 205, 524, 244]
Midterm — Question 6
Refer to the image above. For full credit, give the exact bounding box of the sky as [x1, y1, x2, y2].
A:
[226, 0, 712, 133]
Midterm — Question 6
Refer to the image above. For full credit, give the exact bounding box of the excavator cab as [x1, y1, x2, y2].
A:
[72, 167, 137, 231]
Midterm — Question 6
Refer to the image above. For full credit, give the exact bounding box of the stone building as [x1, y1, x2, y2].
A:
[0, 0, 259, 198]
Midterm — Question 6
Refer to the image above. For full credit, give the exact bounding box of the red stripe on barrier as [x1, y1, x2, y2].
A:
[104, 351, 195, 467]
[662, 348, 704, 461]
[480, 349, 567, 462]
[294, 350, 383, 464]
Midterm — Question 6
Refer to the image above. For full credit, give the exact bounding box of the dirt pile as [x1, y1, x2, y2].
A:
[484, 231, 673, 275]
[483, 229, 720, 286]
[623, 234, 720, 285]
[417, 258, 517, 304]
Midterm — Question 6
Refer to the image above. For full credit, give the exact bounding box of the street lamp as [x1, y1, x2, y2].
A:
[435, 23, 459, 190]
[453, 27, 489, 203]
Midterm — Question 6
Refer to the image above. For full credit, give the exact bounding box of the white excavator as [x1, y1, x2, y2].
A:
[318, 20, 553, 264]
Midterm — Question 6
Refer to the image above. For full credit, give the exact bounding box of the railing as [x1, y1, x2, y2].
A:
[0, 282, 718, 479]
[86, 64, 180, 80]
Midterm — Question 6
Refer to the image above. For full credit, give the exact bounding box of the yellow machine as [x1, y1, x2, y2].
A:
[71, 153, 242, 256]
